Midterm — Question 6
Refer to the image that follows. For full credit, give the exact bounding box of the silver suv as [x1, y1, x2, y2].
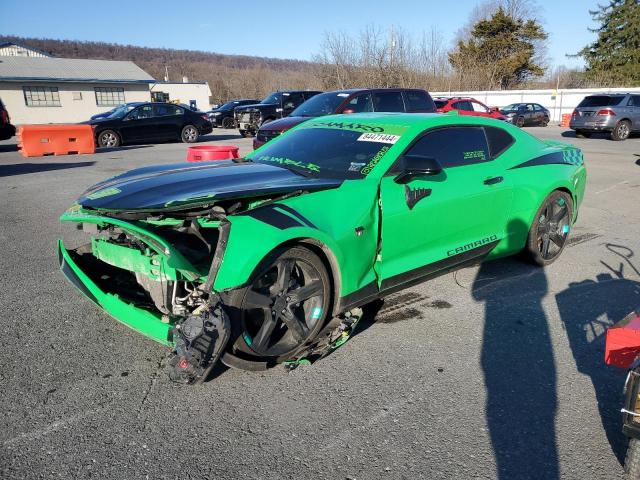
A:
[570, 93, 640, 141]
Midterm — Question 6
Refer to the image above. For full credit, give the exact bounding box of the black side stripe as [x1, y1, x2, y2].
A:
[244, 205, 303, 230]
[275, 204, 317, 229]
[509, 152, 567, 170]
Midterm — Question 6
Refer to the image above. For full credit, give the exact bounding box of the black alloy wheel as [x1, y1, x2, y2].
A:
[225, 246, 331, 361]
[525, 190, 573, 266]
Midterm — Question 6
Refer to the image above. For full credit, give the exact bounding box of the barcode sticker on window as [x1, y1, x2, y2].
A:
[357, 133, 400, 144]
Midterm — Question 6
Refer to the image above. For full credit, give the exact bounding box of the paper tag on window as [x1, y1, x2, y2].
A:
[357, 133, 400, 144]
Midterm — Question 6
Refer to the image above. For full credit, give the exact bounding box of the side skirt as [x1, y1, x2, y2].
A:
[338, 240, 499, 312]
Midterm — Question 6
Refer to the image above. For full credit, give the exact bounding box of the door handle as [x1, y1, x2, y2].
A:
[484, 176, 503, 185]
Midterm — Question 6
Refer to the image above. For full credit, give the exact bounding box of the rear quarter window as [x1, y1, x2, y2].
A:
[403, 91, 435, 112]
[484, 126, 514, 159]
[578, 95, 625, 107]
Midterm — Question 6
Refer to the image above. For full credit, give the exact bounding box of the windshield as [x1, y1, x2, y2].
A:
[246, 127, 395, 179]
[107, 104, 136, 118]
[501, 104, 522, 112]
[291, 92, 348, 117]
[219, 101, 241, 109]
[260, 93, 281, 105]
[578, 95, 625, 108]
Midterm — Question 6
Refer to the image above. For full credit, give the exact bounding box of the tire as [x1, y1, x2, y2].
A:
[515, 116, 525, 128]
[181, 124, 199, 143]
[524, 190, 573, 266]
[625, 438, 640, 479]
[541, 117, 549, 127]
[611, 120, 631, 141]
[221, 117, 235, 129]
[222, 246, 331, 365]
[97, 129, 120, 148]
[576, 130, 592, 138]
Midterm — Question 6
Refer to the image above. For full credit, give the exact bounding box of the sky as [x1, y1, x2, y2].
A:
[0, 0, 600, 70]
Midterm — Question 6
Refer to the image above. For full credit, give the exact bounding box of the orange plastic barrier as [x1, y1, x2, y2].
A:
[560, 113, 571, 127]
[17, 124, 96, 157]
[186, 145, 240, 162]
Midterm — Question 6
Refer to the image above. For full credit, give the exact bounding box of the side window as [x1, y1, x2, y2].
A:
[128, 105, 152, 120]
[630, 95, 640, 107]
[452, 101, 473, 111]
[471, 101, 490, 113]
[152, 104, 171, 117]
[372, 91, 405, 112]
[346, 94, 373, 113]
[533, 104, 543, 111]
[403, 91, 432, 112]
[484, 126, 515, 159]
[404, 127, 490, 169]
[526, 104, 535, 112]
[283, 92, 304, 109]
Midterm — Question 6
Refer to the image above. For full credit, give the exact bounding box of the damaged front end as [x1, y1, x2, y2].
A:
[58, 201, 237, 384]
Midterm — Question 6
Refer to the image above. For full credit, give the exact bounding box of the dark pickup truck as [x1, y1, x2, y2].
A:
[234, 90, 322, 137]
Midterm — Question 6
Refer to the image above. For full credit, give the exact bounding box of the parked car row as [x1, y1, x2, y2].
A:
[569, 92, 640, 141]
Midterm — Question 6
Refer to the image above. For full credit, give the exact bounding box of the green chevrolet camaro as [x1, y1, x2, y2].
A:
[58, 112, 586, 383]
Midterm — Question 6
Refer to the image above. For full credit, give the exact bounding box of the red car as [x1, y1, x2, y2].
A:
[434, 97, 507, 121]
[253, 88, 436, 149]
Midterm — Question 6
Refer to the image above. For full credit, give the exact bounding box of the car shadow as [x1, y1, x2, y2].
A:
[555, 244, 640, 465]
[0, 161, 95, 177]
[96, 145, 152, 154]
[198, 134, 243, 143]
[473, 219, 560, 479]
[0, 143, 18, 153]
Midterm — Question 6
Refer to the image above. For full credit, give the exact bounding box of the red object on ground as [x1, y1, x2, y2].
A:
[605, 310, 640, 368]
[186, 145, 239, 162]
[18, 124, 96, 157]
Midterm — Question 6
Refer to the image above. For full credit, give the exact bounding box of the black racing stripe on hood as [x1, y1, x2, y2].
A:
[509, 152, 567, 169]
[243, 205, 304, 230]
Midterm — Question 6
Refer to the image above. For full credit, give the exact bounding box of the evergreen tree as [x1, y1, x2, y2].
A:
[578, 0, 640, 86]
[449, 8, 547, 90]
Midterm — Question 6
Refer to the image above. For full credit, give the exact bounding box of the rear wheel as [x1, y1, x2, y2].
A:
[97, 129, 120, 148]
[612, 120, 631, 141]
[541, 116, 549, 127]
[223, 246, 331, 364]
[625, 438, 640, 478]
[181, 125, 199, 143]
[524, 190, 573, 266]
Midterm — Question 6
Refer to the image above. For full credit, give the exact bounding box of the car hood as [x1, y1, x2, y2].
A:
[260, 116, 309, 132]
[78, 161, 342, 211]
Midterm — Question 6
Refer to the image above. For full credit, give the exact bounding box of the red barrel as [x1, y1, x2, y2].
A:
[186, 145, 240, 162]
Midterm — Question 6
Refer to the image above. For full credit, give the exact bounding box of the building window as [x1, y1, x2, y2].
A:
[94, 87, 125, 106]
[23, 86, 61, 107]
[72, 91, 82, 100]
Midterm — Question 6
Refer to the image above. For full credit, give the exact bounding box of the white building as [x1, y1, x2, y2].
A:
[150, 81, 213, 111]
[0, 56, 154, 124]
[0, 41, 52, 58]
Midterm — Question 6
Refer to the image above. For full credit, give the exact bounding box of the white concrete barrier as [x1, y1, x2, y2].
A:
[431, 87, 640, 123]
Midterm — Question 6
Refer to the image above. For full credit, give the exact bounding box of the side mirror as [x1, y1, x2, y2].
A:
[394, 155, 443, 184]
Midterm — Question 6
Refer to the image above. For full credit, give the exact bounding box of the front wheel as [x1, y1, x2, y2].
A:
[97, 129, 120, 148]
[223, 246, 331, 365]
[515, 116, 525, 128]
[181, 125, 199, 143]
[625, 438, 640, 478]
[221, 117, 235, 129]
[524, 190, 573, 266]
[612, 120, 631, 141]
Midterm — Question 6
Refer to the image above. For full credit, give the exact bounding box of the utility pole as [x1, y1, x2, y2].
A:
[164, 65, 169, 82]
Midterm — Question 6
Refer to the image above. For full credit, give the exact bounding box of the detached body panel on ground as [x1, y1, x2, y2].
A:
[58, 112, 586, 382]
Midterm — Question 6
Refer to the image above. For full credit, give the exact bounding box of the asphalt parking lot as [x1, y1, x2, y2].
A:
[1, 125, 639, 480]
